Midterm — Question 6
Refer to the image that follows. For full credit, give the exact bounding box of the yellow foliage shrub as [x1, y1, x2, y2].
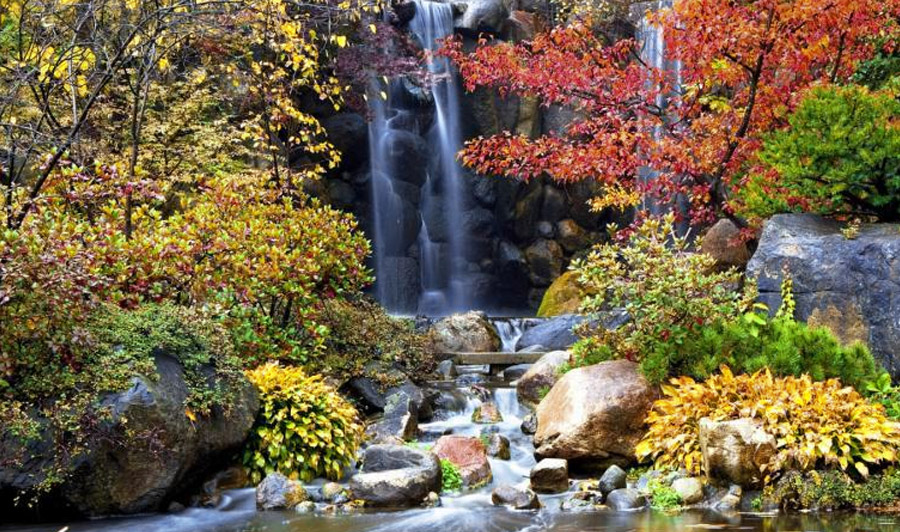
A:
[243, 362, 364, 483]
[636, 367, 900, 480]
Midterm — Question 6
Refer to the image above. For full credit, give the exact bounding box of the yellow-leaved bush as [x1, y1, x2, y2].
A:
[636, 366, 900, 481]
[243, 362, 364, 483]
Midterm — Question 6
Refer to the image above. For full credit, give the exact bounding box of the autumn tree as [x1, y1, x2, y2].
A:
[444, 0, 900, 226]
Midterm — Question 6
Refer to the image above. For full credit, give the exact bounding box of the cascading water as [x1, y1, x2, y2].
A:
[369, 0, 469, 315]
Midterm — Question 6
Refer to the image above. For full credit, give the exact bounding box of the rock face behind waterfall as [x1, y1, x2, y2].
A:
[747, 214, 900, 378]
[0, 354, 258, 518]
[533, 360, 656, 469]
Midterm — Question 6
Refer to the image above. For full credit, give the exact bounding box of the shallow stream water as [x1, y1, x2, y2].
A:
[4, 374, 899, 532]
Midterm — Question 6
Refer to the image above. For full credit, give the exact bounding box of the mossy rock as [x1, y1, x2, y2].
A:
[537, 271, 584, 317]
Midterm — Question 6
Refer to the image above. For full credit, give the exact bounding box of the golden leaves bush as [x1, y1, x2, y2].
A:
[636, 367, 900, 480]
[243, 362, 364, 483]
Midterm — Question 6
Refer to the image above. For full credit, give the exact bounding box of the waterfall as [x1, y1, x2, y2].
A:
[369, 0, 469, 315]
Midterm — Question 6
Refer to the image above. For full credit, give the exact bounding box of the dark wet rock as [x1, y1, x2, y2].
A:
[484, 433, 511, 460]
[525, 239, 564, 287]
[0, 353, 258, 519]
[367, 384, 423, 442]
[455, 0, 509, 33]
[536, 221, 556, 239]
[502, 364, 532, 381]
[349, 445, 442, 507]
[556, 219, 592, 253]
[530, 458, 569, 494]
[534, 361, 657, 468]
[323, 113, 368, 170]
[472, 401, 503, 424]
[491, 484, 541, 510]
[520, 413, 538, 435]
[606, 488, 646, 511]
[516, 350, 570, 405]
[747, 213, 900, 378]
[432, 436, 492, 488]
[699, 418, 776, 487]
[256, 473, 309, 511]
[598, 465, 627, 496]
[516, 315, 585, 351]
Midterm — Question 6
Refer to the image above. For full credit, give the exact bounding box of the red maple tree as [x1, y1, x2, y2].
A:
[443, 0, 899, 226]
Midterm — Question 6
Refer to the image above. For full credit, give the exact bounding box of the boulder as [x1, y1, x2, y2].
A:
[431, 311, 500, 353]
[516, 315, 584, 351]
[320, 482, 346, 503]
[597, 465, 627, 496]
[701, 219, 751, 272]
[472, 402, 503, 424]
[699, 418, 776, 487]
[525, 239, 564, 287]
[556, 219, 592, 253]
[256, 473, 308, 511]
[516, 350, 570, 405]
[455, 0, 509, 33]
[534, 361, 657, 468]
[672, 477, 704, 505]
[491, 484, 541, 510]
[502, 364, 532, 381]
[384, 130, 428, 186]
[484, 434, 511, 460]
[323, 112, 368, 170]
[349, 445, 441, 507]
[0, 353, 258, 518]
[366, 386, 420, 442]
[747, 214, 900, 378]
[530, 458, 569, 493]
[520, 413, 538, 435]
[606, 488, 646, 511]
[432, 436, 492, 488]
[537, 271, 584, 317]
[345, 369, 428, 419]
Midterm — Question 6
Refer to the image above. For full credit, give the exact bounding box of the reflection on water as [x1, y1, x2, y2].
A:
[5, 506, 899, 532]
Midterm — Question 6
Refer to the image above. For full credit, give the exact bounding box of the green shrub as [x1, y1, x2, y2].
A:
[243, 363, 364, 483]
[736, 85, 900, 223]
[771, 469, 900, 510]
[866, 373, 900, 420]
[440, 459, 463, 493]
[572, 214, 753, 384]
[645, 479, 682, 511]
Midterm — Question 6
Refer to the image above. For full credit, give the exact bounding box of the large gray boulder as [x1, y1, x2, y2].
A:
[256, 472, 308, 511]
[516, 315, 585, 351]
[699, 418, 776, 487]
[349, 445, 442, 507]
[534, 361, 656, 469]
[0, 353, 258, 518]
[491, 484, 541, 509]
[455, 0, 510, 34]
[747, 214, 900, 378]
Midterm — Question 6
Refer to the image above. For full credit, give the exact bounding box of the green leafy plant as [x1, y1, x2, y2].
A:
[243, 362, 364, 484]
[644, 479, 682, 511]
[637, 367, 900, 481]
[572, 214, 754, 383]
[736, 85, 900, 223]
[440, 459, 463, 493]
[866, 373, 900, 420]
[771, 469, 900, 510]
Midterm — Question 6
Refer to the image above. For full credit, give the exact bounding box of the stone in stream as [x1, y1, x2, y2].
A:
[431, 311, 500, 353]
[256, 473, 309, 511]
[597, 465, 627, 496]
[484, 433, 511, 460]
[348, 445, 442, 507]
[366, 386, 421, 443]
[561, 490, 600, 512]
[605, 488, 647, 511]
[491, 484, 541, 510]
[699, 418, 776, 486]
[534, 360, 657, 469]
[319, 482, 346, 504]
[432, 435, 493, 488]
[530, 458, 569, 494]
[671, 477, 704, 505]
[520, 413, 538, 435]
[516, 350, 570, 406]
[294, 501, 317, 514]
[436, 359, 458, 380]
[502, 363, 532, 381]
[516, 315, 585, 351]
[472, 401, 503, 424]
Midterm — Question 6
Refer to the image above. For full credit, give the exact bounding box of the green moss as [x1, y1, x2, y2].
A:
[537, 271, 584, 317]
[645, 479, 682, 511]
[771, 470, 900, 510]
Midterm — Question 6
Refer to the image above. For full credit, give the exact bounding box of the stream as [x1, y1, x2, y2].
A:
[4, 370, 899, 532]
